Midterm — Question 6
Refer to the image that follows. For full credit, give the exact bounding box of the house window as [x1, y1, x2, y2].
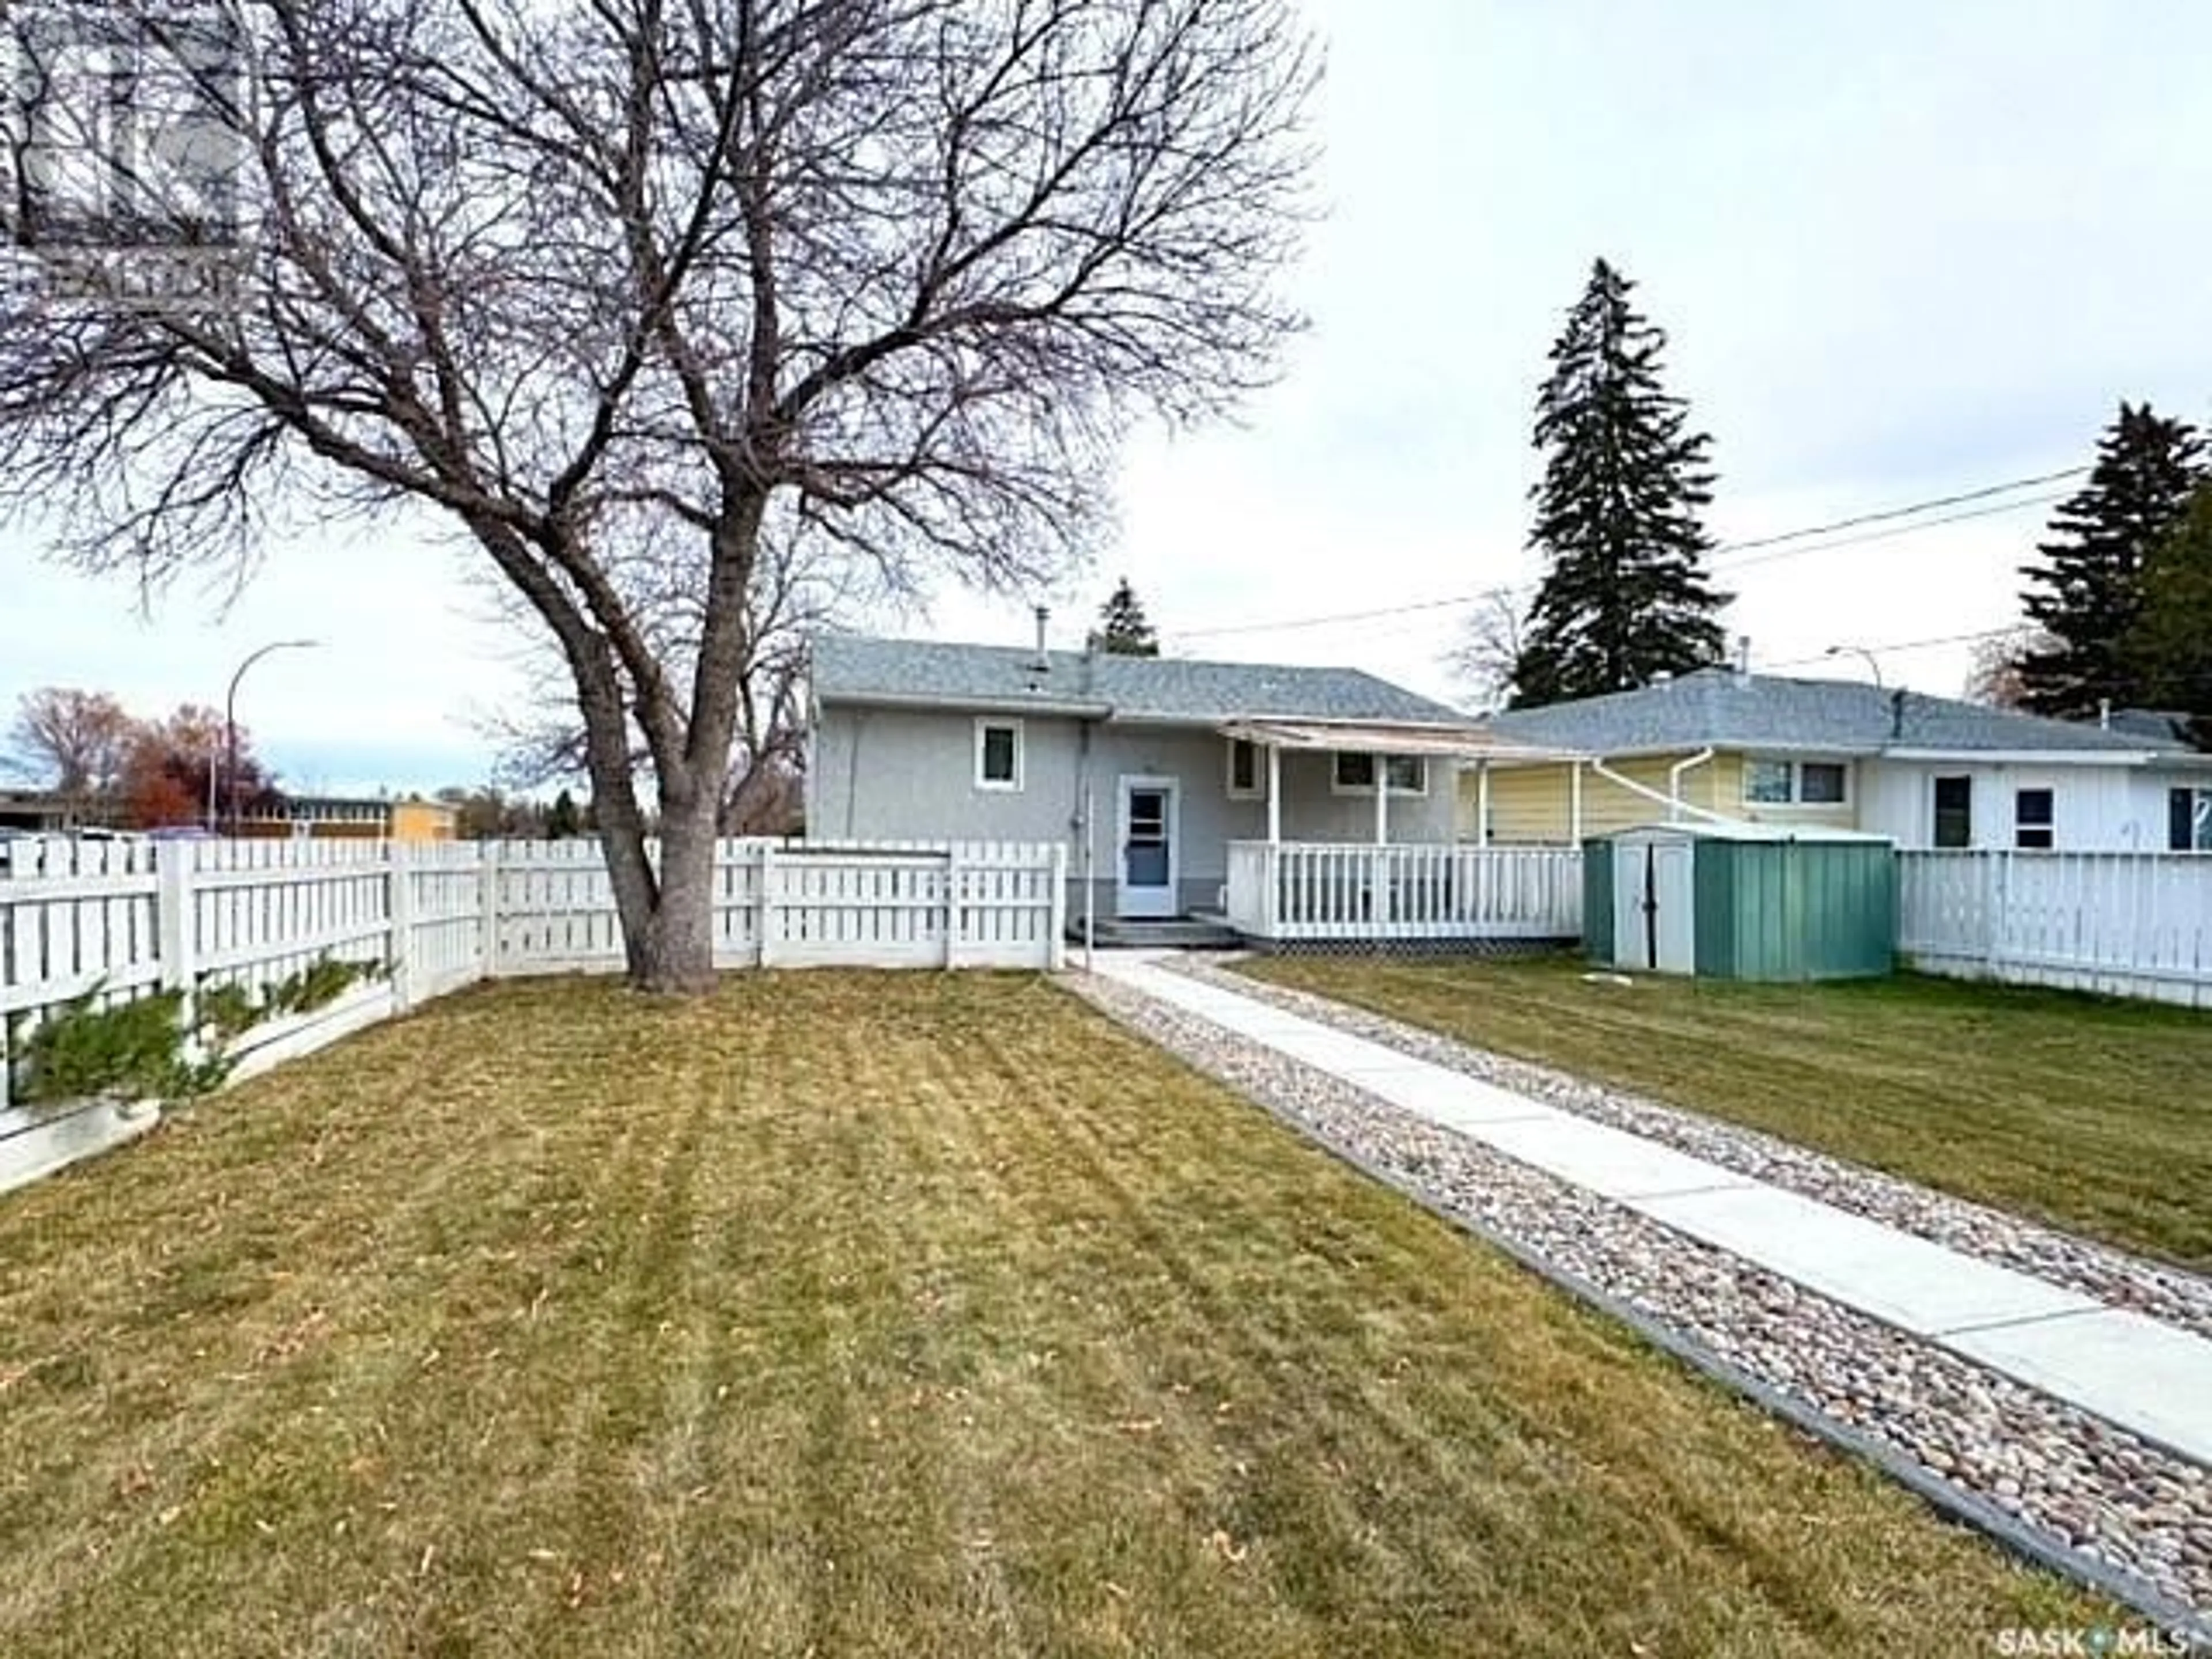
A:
[1743, 757, 1850, 806]
[2171, 787, 2212, 851]
[974, 718, 1022, 791]
[1332, 752, 1426, 795]
[2014, 787, 2055, 850]
[1933, 776, 1973, 848]
[1744, 759, 1794, 803]
[1226, 738, 1261, 798]
[1799, 762, 1849, 805]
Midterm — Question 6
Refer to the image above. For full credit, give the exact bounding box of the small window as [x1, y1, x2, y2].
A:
[1331, 752, 1425, 795]
[1933, 775, 1973, 849]
[1226, 738, 1261, 798]
[1384, 755, 1427, 795]
[1744, 759, 1794, 804]
[2172, 787, 2212, 852]
[1798, 762, 1848, 805]
[975, 718, 1022, 791]
[2014, 787, 2054, 850]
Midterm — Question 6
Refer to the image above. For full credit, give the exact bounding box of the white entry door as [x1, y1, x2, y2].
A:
[1116, 777, 1179, 918]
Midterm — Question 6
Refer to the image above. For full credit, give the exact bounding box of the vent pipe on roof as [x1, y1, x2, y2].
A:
[1734, 634, 1752, 684]
[2099, 696, 2112, 730]
[1889, 687, 1908, 740]
[1651, 669, 1674, 688]
[1028, 605, 1050, 688]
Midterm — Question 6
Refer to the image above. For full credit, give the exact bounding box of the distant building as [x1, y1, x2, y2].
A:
[233, 795, 459, 843]
[0, 789, 83, 833]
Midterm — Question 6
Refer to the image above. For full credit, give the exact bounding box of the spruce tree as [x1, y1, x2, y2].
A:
[2016, 402, 2203, 720]
[1092, 578, 1161, 656]
[2127, 483, 2212, 748]
[547, 787, 582, 839]
[1509, 259, 1729, 709]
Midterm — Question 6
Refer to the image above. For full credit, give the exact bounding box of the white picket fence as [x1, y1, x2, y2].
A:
[1225, 841, 1583, 942]
[1897, 849, 2212, 1007]
[0, 835, 1067, 1123]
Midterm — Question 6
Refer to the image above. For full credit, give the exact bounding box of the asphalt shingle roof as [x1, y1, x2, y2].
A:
[1486, 668, 2196, 757]
[810, 634, 1469, 725]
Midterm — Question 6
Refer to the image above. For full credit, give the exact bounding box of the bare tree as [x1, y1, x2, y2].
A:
[5, 687, 135, 812]
[1964, 624, 2053, 710]
[0, 0, 1315, 990]
[1444, 591, 1527, 711]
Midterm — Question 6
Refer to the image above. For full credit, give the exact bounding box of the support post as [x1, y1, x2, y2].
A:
[478, 842, 501, 977]
[1569, 761, 1584, 847]
[1048, 842, 1067, 971]
[1265, 744, 1282, 846]
[387, 842, 416, 1011]
[759, 842, 780, 968]
[1373, 754, 1388, 846]
[1082, 783, 1096, 971]
[1475, 761, 1491, 849]
[941, 843, 964, 970]
[157, 843, 196, 1029]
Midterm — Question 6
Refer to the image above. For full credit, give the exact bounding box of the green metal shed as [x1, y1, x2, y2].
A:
[1582, 822, 1896, 982]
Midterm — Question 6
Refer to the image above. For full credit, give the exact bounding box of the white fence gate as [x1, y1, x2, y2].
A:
[1, 836, 1066, 1122]
[1897, 850, 2212, 1008]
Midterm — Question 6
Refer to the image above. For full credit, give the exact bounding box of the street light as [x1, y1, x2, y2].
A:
[1824, 643, 1884, 689]
[215, 639, 321, 834]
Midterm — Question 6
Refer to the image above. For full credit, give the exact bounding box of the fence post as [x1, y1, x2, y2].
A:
[1048, 842, 1067, 970]
[387, 842, 416, 1011]
[757, 842, 778, 969]
[479, 842, 502, 978]
[944, 844, 964, 969]
[157, 843, 196, 1025]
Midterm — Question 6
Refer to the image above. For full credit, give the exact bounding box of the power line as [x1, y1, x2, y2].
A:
[1166, 466, 2082, 644]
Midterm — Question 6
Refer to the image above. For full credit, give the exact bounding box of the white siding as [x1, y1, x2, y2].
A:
[1858, 760, 2182, 852]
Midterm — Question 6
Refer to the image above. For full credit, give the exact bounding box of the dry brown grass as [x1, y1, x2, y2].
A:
[0, 972, 2108, 1655]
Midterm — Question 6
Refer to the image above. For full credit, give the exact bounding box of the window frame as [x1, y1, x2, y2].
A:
[1330, 751, 1426, 797]
[973, 716, 1024, 793]
[1225, 737, 1262, 800]
[1933, 774, 1974, 849]
[1741, 755, 1851, 808]
[2013, 786, 2055, 851]
[2172, 786, 2212, 853]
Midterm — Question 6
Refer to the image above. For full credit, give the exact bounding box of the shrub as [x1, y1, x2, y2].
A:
[16, 989, 232, 1109]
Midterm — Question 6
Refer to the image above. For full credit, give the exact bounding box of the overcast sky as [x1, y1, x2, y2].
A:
[5, 0, 2210, 794]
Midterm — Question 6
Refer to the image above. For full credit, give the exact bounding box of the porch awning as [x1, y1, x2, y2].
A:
[1218, 717, 1585, 763]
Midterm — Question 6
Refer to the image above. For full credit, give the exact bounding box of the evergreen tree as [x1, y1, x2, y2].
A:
[547, 787, 582, 839]
[1508, 259, 1729, 709]
[2127, 484, 2212, 748]
[1091, 578, 1161, 656]
[2016, 402, 2203, 720]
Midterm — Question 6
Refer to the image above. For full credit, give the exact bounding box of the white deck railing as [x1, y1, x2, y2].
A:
[1897, 849, 2212, 1007]
[1226, 841, 1582, 942]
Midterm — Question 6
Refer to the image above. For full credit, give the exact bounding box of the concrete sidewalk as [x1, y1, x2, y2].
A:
[1093, 953, 2212, 1469]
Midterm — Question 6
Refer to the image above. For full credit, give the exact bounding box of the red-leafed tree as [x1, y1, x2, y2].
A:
[119, 704, 279, 829]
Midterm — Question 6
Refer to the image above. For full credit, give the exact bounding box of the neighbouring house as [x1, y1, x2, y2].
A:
[0, 789, 84, 834]
[806, 631, 1559, 930]
[232, 795, 460, 843]
[1467, 665, 2212, 853]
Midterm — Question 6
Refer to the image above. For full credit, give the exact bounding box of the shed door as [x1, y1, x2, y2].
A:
[1616, 840, 1695, 972]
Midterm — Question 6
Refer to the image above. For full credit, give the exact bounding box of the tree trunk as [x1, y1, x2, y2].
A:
[599, 785, 723, 995]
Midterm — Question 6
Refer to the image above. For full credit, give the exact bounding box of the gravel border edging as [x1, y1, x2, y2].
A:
[1175, 955, 2212, 1339]
[1063, 971, 2212, 1647]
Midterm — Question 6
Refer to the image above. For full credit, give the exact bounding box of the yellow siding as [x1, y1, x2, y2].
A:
[1460, 751, 1861, 842]
[388, 801, 460, 842]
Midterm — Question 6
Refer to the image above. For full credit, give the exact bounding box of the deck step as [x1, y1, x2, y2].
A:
[1070, 915, 1243, 950]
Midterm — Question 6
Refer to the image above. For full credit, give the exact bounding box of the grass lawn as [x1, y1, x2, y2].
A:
[0, 973, 2106, 1656]
[1238, 953, 2212, 1270]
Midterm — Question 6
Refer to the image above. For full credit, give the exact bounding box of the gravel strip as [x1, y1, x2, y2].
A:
[1068, 969, 2212, 1624]
[1164, 955, 2212, 1339]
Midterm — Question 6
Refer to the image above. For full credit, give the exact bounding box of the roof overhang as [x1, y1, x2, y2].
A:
[1879, 747, 2212, 767]
[1219, 717, 1585, 763]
